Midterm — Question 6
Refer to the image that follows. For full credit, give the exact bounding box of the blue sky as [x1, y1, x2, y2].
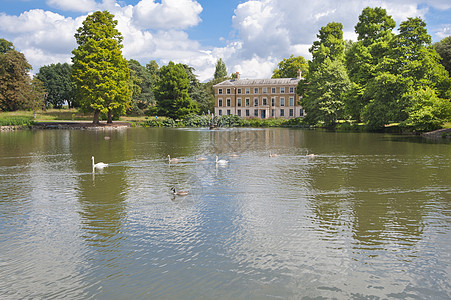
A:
[1, 0, 450, 81]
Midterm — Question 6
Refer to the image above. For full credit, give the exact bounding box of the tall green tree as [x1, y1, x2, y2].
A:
[37, 63, 75, 108]
[71, 10, 131, 123]
[0, 42, 32, 111]
[355, 7, 396, 47]
[128, 59, 155, 114]
[309, 22, 345, 72]
[0, 38, 14, 54]
[182, 64, 212, 114]
[30, 77, 46, 117]
[434, 36, 451, 76]
[272, 55, 308, 78]
[214, 58, 227, 80]
[154, 61, 198, 119]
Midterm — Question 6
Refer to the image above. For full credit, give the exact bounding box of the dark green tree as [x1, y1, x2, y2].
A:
[182, 64, 212, 114]
[72, 10, 131, 123]
[154, 61, 198, 119]
[355, 7, 396, 47]
[128, 59, 155, 114]
[214, 58, 227, 80]
[146, 60, 160, 83]
[0, 43, 32, 111]
[434, 36, 451, 76]
[37, 63, 75, 108]
[272, 55, 308, 78]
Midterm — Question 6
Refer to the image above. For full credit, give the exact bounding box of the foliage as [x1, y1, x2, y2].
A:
[434, 36, 451, 76]
[154, 61, 199, 119]
[355, 7, 396, 47]
[71, 10, 132, 123]
[181, 115, 211, 127]
[0, 38, 14, 54]
[0, 116, 35, 126]
[309, 22, 345, 72]
[128, 59, 155, 114]
[400, 87, 451, 132]
[0, 45, 32, 111]
[30, 77, 46, 115]
[182, 64, 212, 114]
[272, 55, 308, 78]
[214, 58, 227, 80]
[37, 63, 75, 108]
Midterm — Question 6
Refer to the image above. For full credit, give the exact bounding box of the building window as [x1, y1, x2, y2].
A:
[289, 87, 294, 93]
[280, 109, 284, 116]
[237, 88, 242, 94]
[219, 109, 222, 115]
[271, 97, 275, 106]
[254, 88, 259, 94]
[245, 88, 250, 94]
[289, 109, 294, 117]
[271, 87, 276, 93]
[280, 87, 285, 93]
[271, 109, 275, 117]
[300, 109, 304, 116]
[227, 109, 231, 115]
[218, 99, 223, 107]
[262, 87, 267, 94]
[289, 97, 294, 106]
[226, 98, 231, 106]
[245, 98, 250, 106]
[262, 98, 267, 106]
[254, 98, 258, 106]
[246, 109, 250, 116]
[218, 88, 223, 94]
[254, 109, 258, 117]
[280, 97, 285, 106]
[226, 88, 231, 94]
[237, 98, 242, 107]
[237, 109, 241, 116]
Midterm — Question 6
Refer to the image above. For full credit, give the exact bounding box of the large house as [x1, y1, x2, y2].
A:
[213, 70, 304, 119]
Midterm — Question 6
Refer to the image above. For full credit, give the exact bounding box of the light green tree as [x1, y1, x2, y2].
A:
[30, 77, 46, 118]
[71, 10, 131, 123]
[213, 58, 227, 80]
[154, 61, 198, 119]
[272, 55, 308, 78]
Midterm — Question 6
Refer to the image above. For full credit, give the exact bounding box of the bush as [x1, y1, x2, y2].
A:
[182, 115, 211, 127]
[0, 116, 35, 126]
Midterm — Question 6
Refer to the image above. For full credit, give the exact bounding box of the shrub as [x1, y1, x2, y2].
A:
[0, 116, 35, 126]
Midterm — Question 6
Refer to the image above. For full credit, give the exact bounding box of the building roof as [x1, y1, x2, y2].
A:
[213, 77, 302, 87]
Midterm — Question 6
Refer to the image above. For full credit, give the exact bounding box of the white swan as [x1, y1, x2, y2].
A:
[269, 151, 279, 157]
[168, 155, 180, 163]
[306, 150, 316, 157]
[92, 156, 108, 170]
[215, 155, 229, 165]
[196, 156, 207, 161]
[171, 187, 189, 196]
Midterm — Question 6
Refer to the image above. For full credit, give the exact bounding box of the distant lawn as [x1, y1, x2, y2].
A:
[0, 109, 92, 122]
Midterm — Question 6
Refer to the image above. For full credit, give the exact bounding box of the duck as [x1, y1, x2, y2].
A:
[171, 187, 189, 196]
[230, 153, 239, 157]
[215, 155, 229, 165]
[168, 155, 180, 163]
[196, 156, 207, 161]
[306, 150, 316, 157]
[269, 151, 279, 157]
[92, 156, 108, 170]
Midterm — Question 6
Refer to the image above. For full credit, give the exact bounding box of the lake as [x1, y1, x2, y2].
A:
[0, 127, 450, 299]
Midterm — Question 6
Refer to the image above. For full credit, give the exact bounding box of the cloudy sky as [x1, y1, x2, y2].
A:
[1, 0, 450, 82]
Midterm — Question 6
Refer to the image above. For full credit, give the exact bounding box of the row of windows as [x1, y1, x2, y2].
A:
[218, 86, 295, 95]
[218, 97, 295, 107]
[218, 108, 304, 117]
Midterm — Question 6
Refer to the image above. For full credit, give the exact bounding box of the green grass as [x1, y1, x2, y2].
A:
[0, 109, 92, 122]
[0, 116, 35, 126]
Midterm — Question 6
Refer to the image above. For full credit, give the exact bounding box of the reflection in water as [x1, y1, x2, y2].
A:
[0, 128, 450, 299]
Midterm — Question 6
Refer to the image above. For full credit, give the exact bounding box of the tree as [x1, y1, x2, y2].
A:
[37, 63, 75, 108]
[0, 38, 14, 54]
[154, 61, 198, 119]
[355, 7, 396, 47]
[71, 10, 131, 123]
[0, 43, 32, 111]
[146, 60, 160, 83]
[300, 58, 350, 127]
[434, 36, 451, 76]
[30, 77, 46, 118]
[310, 22, 345, 71]
[214, 58, 227, 80]
[128, 59, 155, 114]
[182, 64, 212, 114]
[272, 55, 308, 78]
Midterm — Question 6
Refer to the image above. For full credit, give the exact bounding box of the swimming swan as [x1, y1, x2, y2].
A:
[269, 151, 279, 157]
[306, 150, 316, 157]
[92, 156, 108, 170]
[171, 187, 189, 196]
[215, 156, 229, 165]
[168, 155, 180, 163]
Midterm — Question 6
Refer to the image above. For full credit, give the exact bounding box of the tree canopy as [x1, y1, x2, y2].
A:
[433, 36, 451, 76]
[71, 10, 131, 123]
[272, 55, 308, 78]
[37, 63, 75, 108]
[213, 58, 227, 80]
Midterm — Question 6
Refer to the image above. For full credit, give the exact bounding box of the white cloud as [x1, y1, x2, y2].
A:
[132, 0, 202, 29]
[46, 0, 98, 12]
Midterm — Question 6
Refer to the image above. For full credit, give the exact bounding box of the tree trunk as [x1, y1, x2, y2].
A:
[107, 109, 113, 123]
[93, 109, 100, 124]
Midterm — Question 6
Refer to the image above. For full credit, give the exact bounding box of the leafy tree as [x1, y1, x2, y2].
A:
[272, 55, 308, 78]
[30, 77, 46, 117]
[0, 44, 32, 111]
[310, 22, 345, 71]
[146, 60, 160, 83]
[37, 63, 75, 108]
[214, 58, 227, 80]
[300, 58, 350, 127]
[128, 59, 155, 114]
[434, 36, 451, 76]
[154, 61, 198, 119]
[355, 7, 396, 47]
[182, 64, 212, 114]
[0, 38, 14, 54]
[71, 10, 131, 123]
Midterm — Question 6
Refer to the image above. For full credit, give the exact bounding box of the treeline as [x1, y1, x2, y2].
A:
[298, 7, 451, 131]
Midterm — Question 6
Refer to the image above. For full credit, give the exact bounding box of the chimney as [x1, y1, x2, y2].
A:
[236, 72, 240, 80]
[297, 69, 302, 79]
